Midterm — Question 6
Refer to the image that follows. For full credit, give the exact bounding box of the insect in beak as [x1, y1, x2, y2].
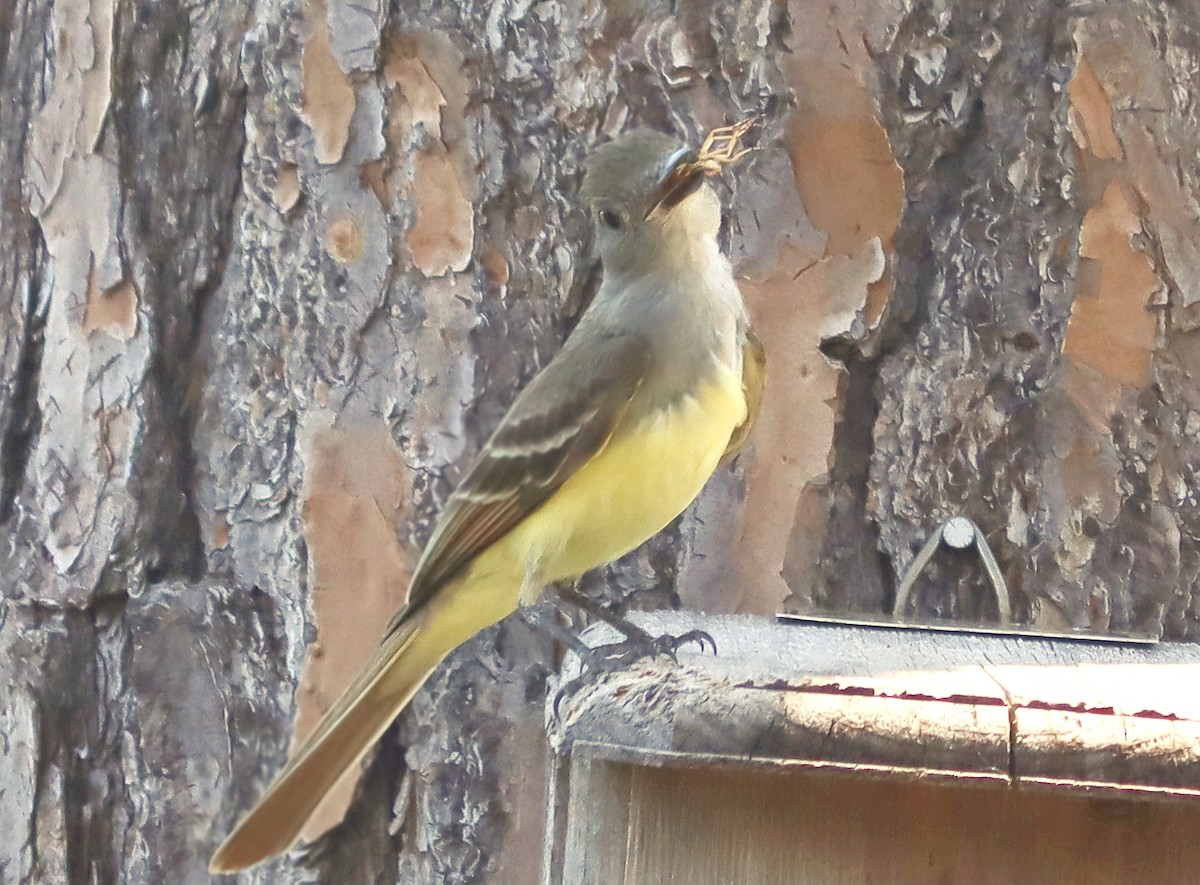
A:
[645, 116, 759, 220]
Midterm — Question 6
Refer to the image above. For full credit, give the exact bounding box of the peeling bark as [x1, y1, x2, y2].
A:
[1, 0, 1199, 882]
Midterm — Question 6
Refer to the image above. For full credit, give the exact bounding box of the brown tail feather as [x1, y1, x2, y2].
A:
[210, 618, 432, 872]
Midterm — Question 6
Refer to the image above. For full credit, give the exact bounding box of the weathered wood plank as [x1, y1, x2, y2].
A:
[560, 758, 634, 885]
[551, 613, 1200, 883]
[591, 767, 1200, 885]
[1014, 708, 1200, 799]
[551, 613, 1200, 795]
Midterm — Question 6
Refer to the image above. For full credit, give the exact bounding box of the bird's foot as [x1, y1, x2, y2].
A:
[545, 582, 718, 724]
[549, 627, 716, 723]
[589, 626, 717, 665]
[550, 583, 717, 659]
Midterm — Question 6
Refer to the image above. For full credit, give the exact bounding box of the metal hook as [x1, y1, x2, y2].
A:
[893, 516, 1012, 625]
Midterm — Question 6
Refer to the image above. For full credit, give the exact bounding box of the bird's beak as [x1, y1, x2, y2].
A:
[645, 147, 704, 220]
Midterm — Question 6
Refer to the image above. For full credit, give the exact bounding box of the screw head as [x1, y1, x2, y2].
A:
[942, 516, 976, 550]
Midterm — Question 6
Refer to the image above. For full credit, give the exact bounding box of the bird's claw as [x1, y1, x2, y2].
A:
[651, 628, 717, 660]
[549, 627, 717, 723]
[584, 626, 717, 666]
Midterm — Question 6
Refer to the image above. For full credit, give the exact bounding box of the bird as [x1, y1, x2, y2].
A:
[210, 122, 765, 872]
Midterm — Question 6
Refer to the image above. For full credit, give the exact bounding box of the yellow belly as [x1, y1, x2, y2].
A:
[418, 364, 746, 648]
[511, 365, 746, 584]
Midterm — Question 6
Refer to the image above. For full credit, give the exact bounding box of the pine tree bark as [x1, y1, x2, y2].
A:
[1, 0, 1198, 882]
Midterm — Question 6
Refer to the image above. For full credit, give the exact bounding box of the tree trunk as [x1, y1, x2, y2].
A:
[1, 0, 1198, 881]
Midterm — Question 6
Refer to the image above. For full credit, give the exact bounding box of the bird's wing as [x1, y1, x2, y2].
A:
[719, 325, 766, 469]
[387, 329, 652, 635]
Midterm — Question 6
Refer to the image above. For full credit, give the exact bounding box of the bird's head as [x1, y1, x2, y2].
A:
[580, 122, 754, 277]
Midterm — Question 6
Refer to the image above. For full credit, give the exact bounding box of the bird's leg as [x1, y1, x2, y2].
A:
[547, 582, 716, 724]
[551, 582, 717, 660]
[553, 583, 653, 642]
[517, 604, 592, 656]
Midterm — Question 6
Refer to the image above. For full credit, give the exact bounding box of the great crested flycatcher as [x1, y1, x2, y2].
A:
[210, 122, 765, 872]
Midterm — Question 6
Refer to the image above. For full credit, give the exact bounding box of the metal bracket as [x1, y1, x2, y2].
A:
[893, 516, 1012, 625]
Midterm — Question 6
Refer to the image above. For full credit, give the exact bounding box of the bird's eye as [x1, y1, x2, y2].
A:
[599, 209, 622, 230]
